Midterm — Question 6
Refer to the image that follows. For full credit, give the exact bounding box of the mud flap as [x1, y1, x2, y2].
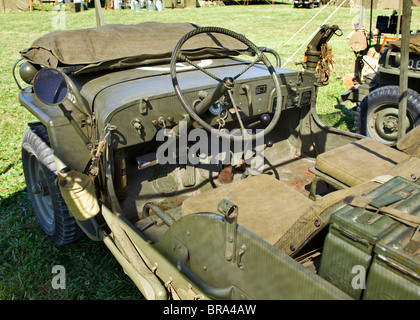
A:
[56, 168, 100, 221]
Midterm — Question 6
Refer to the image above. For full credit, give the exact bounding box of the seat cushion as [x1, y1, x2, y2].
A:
[315, 139, 410, 187]
[182, 174, 313, 248]
[397, 125, 420, 158]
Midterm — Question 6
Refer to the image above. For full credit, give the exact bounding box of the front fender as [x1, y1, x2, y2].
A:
[20, 89, 91, 172]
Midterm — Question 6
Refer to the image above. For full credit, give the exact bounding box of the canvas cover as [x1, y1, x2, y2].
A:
[0, 0, 29, 12]
[386, 33, 420, 54]
[20, 22, 250, 75]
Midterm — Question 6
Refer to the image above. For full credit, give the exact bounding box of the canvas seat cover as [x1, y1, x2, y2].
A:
[315, 139, 410, 187]
[182, 174, 313, 250]
[315, 126, 420, 187]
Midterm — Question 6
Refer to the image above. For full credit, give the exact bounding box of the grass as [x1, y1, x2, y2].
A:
[1, 2, 419, 300]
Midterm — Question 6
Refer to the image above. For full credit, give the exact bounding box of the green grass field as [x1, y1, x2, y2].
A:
[1, 2, 419, 300]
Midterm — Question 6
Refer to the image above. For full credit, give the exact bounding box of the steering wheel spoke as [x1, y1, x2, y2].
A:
[227, 90, 246, 136]
[233, 53, 262, 81]
[178, 52, 223, 83]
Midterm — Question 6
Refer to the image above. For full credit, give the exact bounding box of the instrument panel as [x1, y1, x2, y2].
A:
[92, 59, 309, 149]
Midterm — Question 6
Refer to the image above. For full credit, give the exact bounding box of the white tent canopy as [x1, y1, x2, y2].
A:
[336, 0, 419, 9]
[0, 0, 30, 12]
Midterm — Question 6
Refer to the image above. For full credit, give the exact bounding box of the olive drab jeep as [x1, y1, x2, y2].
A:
[14, 12, 420, 300]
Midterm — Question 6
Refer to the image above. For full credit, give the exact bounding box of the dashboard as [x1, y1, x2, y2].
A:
[92, 58, 306, 149]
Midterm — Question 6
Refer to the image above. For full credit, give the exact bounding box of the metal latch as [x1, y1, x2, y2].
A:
[218, 199, 238, 262]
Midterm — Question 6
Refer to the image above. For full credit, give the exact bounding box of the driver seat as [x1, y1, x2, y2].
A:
[181, 174, 315, 253]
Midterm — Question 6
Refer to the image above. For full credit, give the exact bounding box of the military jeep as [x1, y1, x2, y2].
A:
[14, 20, 420, 300]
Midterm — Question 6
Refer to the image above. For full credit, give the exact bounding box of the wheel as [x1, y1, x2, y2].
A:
[355, 85, 420, 146]
[22, 125, 84, 245]
[170, 26, 282, 142]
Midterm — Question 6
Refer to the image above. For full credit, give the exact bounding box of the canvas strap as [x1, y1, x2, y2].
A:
[344, 195, 420, 228]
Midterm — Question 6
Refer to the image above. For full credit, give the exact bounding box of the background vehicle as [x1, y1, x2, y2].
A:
[341, 7, 420, 145]
[343, 35, 420, 145]
[12, 3, 420, 300]
[294, 0, 320, 9]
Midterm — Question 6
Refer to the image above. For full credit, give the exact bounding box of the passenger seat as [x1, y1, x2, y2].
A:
[309, 126, 420, 199]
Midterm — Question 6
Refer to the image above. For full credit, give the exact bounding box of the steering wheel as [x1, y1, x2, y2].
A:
[170, 26, 282, 142]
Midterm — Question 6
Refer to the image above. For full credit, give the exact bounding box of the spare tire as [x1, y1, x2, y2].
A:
[355, 85, 420, 145]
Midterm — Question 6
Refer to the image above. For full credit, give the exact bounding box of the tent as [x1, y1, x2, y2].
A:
[336, 0, 419, 9]
[0, 0, 30, 12]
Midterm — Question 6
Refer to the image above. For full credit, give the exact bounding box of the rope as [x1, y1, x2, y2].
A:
[283, 0, 347, 68]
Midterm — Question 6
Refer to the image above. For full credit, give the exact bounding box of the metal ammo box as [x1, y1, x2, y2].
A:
[319, 176, 420, 299]
[363, 223, 420, 299]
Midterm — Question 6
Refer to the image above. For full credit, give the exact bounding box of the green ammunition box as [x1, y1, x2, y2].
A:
[319, 177, 420, 299]
[363, 224, 420, 300]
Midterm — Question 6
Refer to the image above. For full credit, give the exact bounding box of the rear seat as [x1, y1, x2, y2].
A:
[309, 126, 420, 199]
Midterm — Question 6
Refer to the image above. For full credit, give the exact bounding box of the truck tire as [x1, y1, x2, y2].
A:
[22, 125, 84, 245]
[355, 85, 420, 145]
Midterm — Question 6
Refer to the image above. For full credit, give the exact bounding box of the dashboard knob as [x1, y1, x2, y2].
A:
[260, 114, 271, 125]
[266, 140, 273, 148]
